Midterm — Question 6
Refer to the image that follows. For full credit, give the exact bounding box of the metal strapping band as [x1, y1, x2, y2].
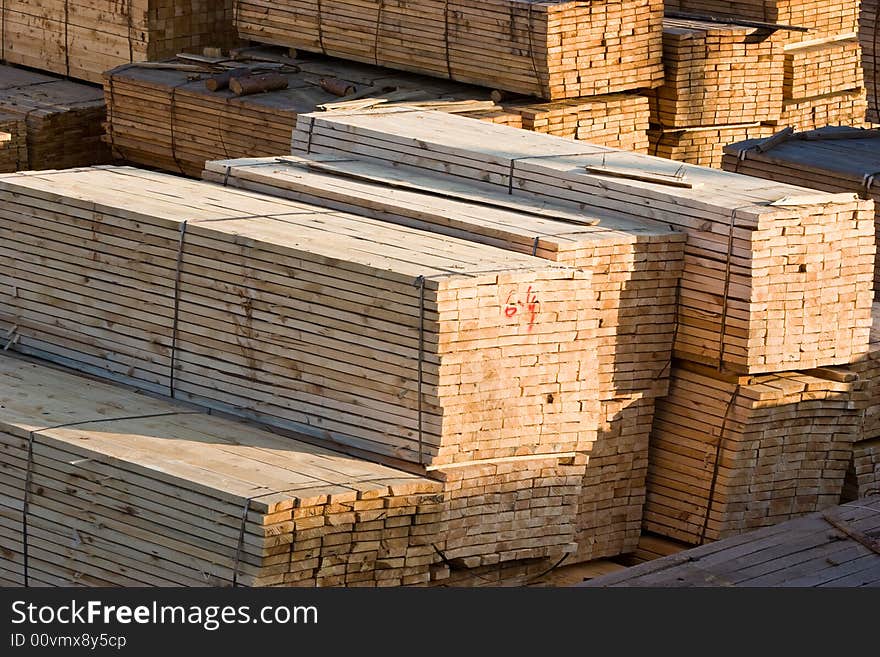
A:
[64, 0, 70, 77]
[863, 172, 880, 197]
[525, 3, 547, 98]
[414, 275, 426, 465]
[305, 116, 316, 154]
[699, 383, 741, 545]
[232, 495, 257, 587]
[373, 0, 385, 67]
[126, 0, 134, 64]
[1, 0, 6, 62]
[531, 236, 540, 256]
[873, 5, 879, 124]
[169, 83, 187, 175]
[223, 165, 232, 187]
[21, 411, 196, 586]
[316, 0, 326, 55]
[716, 207, 747, 371]
[169, 221, 188, 398]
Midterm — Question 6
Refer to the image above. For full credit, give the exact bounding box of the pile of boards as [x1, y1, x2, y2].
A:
[863, 0, 879, 123]
[721, 126, 880, 291]
[203, 152, 687, 562]
[102, 51, 656, 178]
[0, 65, 110, 171]
[231, 0, 665, 100]
[0, 357, 446, 587]
[651, 3, 867, 168]
[289, 108, 877, 548]
[0, 0, 237, 84]
[848, 303, 880, 501]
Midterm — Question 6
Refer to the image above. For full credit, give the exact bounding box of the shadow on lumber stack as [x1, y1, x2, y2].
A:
[0, 165, 602, 579]
[202, 154, 686, 563]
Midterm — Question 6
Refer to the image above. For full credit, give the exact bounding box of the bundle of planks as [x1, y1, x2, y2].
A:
[203, 154, 686, 561]
[647, 18, 784, 129]
[0, 0, 236, 84]
[232, 0, 665, 99]
[862, 0, 879, 123]
[103, 53, 652, 179]
[292, 108, 876, 375]
[783, 38, 863, 100]
[0, 356, 446, 587]
[502, 94, 651, 153]
[0, 165, 600, 567]
[721, 126, 880, 292]
[0, 113, 26, 172]
[776, 88, 868, 131]
[648, 124, 775, 168]
[0, 66, 110, 170]
[643, 361, 862, 545]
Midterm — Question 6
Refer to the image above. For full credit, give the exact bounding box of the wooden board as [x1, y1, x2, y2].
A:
[646, 17, 784, 128]
[584, 496, 880, 586]
[0, 65, 110, 170]
[232, 0, 665, 99]
[0, 354, 445, 587]
[292, 108, 876, 374]
[643, 361, 862, 545]
[0, 0, 237, 84]
[722, 126, 880, 290]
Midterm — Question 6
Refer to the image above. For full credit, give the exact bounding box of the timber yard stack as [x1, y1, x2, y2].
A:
[0, 165, 602, 576]
[202, 154, 686, 561]
[0, 0, 236, 83]
[231, 0, 665, 99]
[0, 113, 26, 172]
[0, 66, 110, 170]
[722, 126, 880, 291]
[863, 0, 879, 123]
[666, 0, 866, 137]
[290, 108, 876, 547]
[645, 17, 781, 167]
[846, 303, 880, 501]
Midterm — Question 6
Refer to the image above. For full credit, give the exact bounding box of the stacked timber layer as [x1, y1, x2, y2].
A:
[648, 124, 775, 168]
[232, 0, 665, 99]
[665, 0, 860, 46]
[0, 66, 110, 170]
[644, 361, 862, 545]
[776, 88, 868, 130]
[503, 94, 651, 153]
[103, 54, 652, 178]
[721, 126, 880, 292]
[0, 113, 26, 172]
[0, 0, 236, 84]
[0, 166, 600, 566]
[0, 356, 445, 587]
[204, 154, 686, 561]
[647, 18, 784, 129]
[845, 302, 880, 501]
[863, 0, 879, 123]
[783, 38, 863, 100]
[293, 108, 876, 375]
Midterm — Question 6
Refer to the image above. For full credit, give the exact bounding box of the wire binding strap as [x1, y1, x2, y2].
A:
[531, 236, 540, 256]
[716, 207, 746, 371]
[525, 3, 548, 98]
[1, 0, 6, 63]
[169, 83, 187, 175]
[316, 0, 326, 55]
[231, 496, 253, 587]
[699, 383, 741, 545]
[373, 0, 385, 67]
[443, 0, 454, 80]
[63, 0, 70, 77]
[126, 0, 134, 64]
[169, 220, 188, 398]
[21, 430, 36, 587]
[414, 275, 426, 465]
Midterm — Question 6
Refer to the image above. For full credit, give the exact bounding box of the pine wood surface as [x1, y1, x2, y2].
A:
[643, 361, 863, 545]
[0, 0, 237, 84]
[0, 355, 446, 587]
[293, 108, 876, 374]
[231, 0, 665, 99]
[0, 65, 110, 170]
[584, 497, 880, 586]
[647, 18, 784, 128]
[784, 37, 863, 100]
[722, 126, 880, 291]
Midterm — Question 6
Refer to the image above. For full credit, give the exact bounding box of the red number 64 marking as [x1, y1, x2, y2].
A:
[503, 286, 540, 329]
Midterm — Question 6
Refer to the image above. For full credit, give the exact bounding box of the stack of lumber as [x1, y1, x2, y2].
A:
[647, 18, 784, 129]
[0, 165, 600, 567]
[0, 66, 109, 170]
[776, 88, 868, 131]
[0, 356, 446, 587]
[863, 0, 879, 123]
[721, 126, 880, 292]
[845, 302, 880, 501]
[783, 38, 863, 100]
[103, 52, 655, 178]
[0, 0, 236, 84]
[202, 154, 686, 561]
[586, 497, 880, 587]
[232, 0, 665, 99]
[0, 113, 26, 172]
[643, 361, 862, 545]
[502, 94, 650, 153]
[648, 124, 775, 168]
[293, 108, 876, 374]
